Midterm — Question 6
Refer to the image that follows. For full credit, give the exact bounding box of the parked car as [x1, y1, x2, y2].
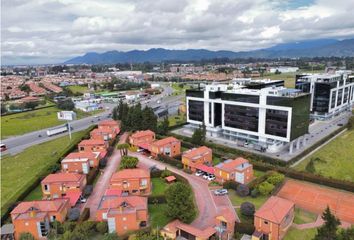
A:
[214, 189, 228, 196]
[195, 170, 203, 177]
[0, 144, 7, 152]
[202, 173, 209, 179]
[207, 174, 216, 181]
[79, 196, 87, 203]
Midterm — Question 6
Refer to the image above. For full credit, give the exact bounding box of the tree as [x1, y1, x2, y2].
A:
[96, 222, 108, 234]
[62, 221, 76, 232]
[240, 202, 255, 217]
[314, 206, 341, 240]
[19, 84, 31, 93]
[24, 101, 39, 110]
[266, 172, 285, 185]
[57, 99, 75, 110]
[191, 123, 206, 145]
[305, 159, 316, 173]
[337, 226, 354, 240]
[257, 181, 274, 195]
[116, 143, 129, 156]
[119, 156, 139, 169]
[158, 116, 169, 135]
[165, 182, 197, 223]
[236, 184, 250, 197]
[19, 233, 35, 240]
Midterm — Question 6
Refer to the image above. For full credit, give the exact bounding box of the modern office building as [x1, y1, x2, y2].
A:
[186, 80, 311, 153]
[296, 71, 354, 120]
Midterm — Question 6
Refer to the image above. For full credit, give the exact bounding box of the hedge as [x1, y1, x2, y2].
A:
[1, 125, 96, 222]
[234, 222, 255, 235]
[157, 154, 183, 169]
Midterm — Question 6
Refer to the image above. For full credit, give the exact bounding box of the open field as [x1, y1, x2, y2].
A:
[294, 129, 354, 182]
[1, 130, 89, 218]
[151, 178, 169, 196]
[1, 106, 103, 139]
[148, 204, 172, 228]
[284, 227, 317, 240]
[67, 85, 89, 94]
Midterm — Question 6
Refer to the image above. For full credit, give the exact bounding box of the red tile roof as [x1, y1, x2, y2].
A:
[65, 189, 82, 206]
[195, 164, 214, 174]
[163, 220, 216, 238]
[91, 127, 113, 135]
[131, 130, 155, 139]
[98, 196, 147, 210]
[64, 152, 98, 160]
[183, 146, 211, 160]
[105, 189, 122, 196]
[255, 196, 294, 224]
[111, 168, 149, 181]
[11, 199, 69, 215]
[99, 120, 119, 127]
[152, 137, 180, 147]
[165, 176, 176, 182]
[79, 139, 106, 146]
[215, 157, 249, 172]
[42, 173, 85, 184]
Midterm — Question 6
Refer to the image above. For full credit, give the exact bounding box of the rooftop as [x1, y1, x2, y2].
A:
[131, 130, 155, 138]
[98, 195, 147, 211]
[11, 199, 69, 217]
[152, 137, 180, 147]
[255, 196, 294, 224]
[42, 172, 84, 184]
[111, 168, 150, 180]
[183, 146, 212, 160]
[215, 157, 250, 172]
[79, 139, 106, 146]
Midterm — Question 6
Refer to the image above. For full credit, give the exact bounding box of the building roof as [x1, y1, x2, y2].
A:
[98, 119, 119, 127]
[11, 199, 69, 216]
[195, 164, 214, 174]
[42, 173, 85, 184]
[111, 168, 149, 181]
[91, 127, 113, 135]
[162, 220, 216, 238]
[98, 195, 147, 211]
[182, 146, 212, 160]
[131, 130, 155, 139]
[105, 189, 122, 196]
[152, 137, 180, 147]
[215, 157, 250, 172]
[65, 189, 82, 206]
[64, 151, 98, 161]
[255, 196, 294, 224]
[79, 139, 106, 146]
[165, 176, 176, 182]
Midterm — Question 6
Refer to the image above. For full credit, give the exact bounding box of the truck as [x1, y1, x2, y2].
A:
[46, 125, 69, 137]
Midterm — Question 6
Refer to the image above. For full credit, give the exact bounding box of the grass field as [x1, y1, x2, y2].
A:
[228, 191, 269, 209]
[294, 129, 354, 182]
[1, 106, 103, 139]
[24, 185, 43, 201]
[293, 208, 318, 224]
[284, 227, 317, 240]
[151, 178, 169, 196]
[167, 114, 186, 127]
[67, 85, 89, 94]
[1, 129, 89, 218]
[148, 204, 172, 228]
[171, 83, 190, 95]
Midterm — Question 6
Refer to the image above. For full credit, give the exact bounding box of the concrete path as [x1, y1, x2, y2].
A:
[130, 152, 237, 229]
[85, 133, 128, 219]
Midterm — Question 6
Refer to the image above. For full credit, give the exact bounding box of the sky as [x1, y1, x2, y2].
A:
[2, 0, 354, 65]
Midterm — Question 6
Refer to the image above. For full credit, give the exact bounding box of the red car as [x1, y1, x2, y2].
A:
[0, 144, 7, 152]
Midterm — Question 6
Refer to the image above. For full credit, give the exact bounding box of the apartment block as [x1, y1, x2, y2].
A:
[186, 80, 311, 153]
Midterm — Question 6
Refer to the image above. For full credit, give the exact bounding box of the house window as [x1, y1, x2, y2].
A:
[264, 221, 268, 224]
[141, 179, 147, 186]
[44, 185, 49, 191]
[102, 213, 107, 220]
[79, 147, 84, 151]
[122, 217, 126, 221]
[63, 164, 68, 169]
[50, 215, 56, 222]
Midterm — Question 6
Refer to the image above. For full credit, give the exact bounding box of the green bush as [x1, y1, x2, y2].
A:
[102, 233, 120, 240]
[258, 181, 275, 195]
[78, 208, 90, 223]
[223, 180, 239, 190]
[234, 222, 255, 235]
[62, 221, 76, 233]
[266, 172, 285, 185]
[19, 232, 35, 240]
[96, 221, 108, 234]
[119, 156, 139, 169]
[250, 188, 259, 198]
[161, 168, 172, 178]
[148, 195, 167, 204]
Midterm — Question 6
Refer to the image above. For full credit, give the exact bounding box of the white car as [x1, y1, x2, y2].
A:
[195, 171, 203, 177]
[207, 175, 216, 181]
[202, 173, 209, 179]
[214, 189, 228, 196]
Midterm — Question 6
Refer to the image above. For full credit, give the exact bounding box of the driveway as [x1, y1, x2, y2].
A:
[85, 132, 128, 219]
[131, 152, 236, 229]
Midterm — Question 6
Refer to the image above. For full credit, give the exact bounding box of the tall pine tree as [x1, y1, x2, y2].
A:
[314, 206, 341, 240]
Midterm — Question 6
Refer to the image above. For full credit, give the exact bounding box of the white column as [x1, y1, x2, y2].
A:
[296, 137, 301, 149]
[289, 141, 293, 154]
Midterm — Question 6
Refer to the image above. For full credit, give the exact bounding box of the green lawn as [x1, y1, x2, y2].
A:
[294, 129, 354, 182]
[284, 227, 317, 240]
[148, 204, 173, 228]
[171, 83, 190, 95]
[151, 178, 169, 196]
[254, 170, 266, 178]
[167, 114, 186, 127]
[67, 85, 89, 94]
[293, 208, 318, 224]
[1, 129, 89, 218]
[212, 156, 222, 165]
[228, 191, 269, 209]
[24, 185, 43, 201]
[1, 106, 103, 139]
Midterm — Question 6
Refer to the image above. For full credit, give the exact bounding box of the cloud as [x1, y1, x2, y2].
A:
[1, 0, 354, 65]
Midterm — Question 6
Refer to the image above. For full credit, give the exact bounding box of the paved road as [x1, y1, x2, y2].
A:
[1, 84, 180, 155]
[86, 133, 128, 219]
[130, 152, 236, 229]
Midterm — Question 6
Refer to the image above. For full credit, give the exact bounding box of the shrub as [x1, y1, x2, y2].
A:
[119, 156, 139, 169]
[83, 185, 93, 197]
[102, 233, 120, 240]
[257, 181, 275, 195]
[266, 172, 285, 185]
[240, 202, 255, 217]
[96, 221, 108, 234]
[62, 221, 76, 232]
[223, 180, 239, 190]
[234, 222, 255, 235]
[250, 188, 259, 198]
[19, 232, 35, 240]
[75, 221, 96, 237]
[99, 158, 108, 168]
[50, 220, 64, 234]
[161, 168, 172, 178]
[148, 195, 167, 204]
[68, 208, 80, 221]
[236, 184, 250, 197]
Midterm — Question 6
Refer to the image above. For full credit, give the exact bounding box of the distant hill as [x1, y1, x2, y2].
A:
[65, 38, 354, 64]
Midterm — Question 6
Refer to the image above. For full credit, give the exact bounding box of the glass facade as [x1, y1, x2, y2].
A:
[214, 103, 222, 127]
[188, 100, 204, 122]
[224, 104, 259, 132]
[265, 109, 288, 137]
[221, 93, 259, 103]
[336, 89, 343, 107]
[313, 83, 330, 113]
[209, 91, 222, 99]
[186, 90, 204, 98]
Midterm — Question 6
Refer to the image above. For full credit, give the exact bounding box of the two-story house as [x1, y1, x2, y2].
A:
[214, 157, 254, 184]
[150, 137, 181, 158]
[182, 146, 212, 172]
[129, 130, 156, 148]
[109, 168, 151, 195]
[61, 152, 101, 173]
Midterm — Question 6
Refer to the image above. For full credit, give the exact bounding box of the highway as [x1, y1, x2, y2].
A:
[1, 84, 182, 155]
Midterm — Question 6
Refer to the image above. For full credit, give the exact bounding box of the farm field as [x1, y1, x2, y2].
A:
[1, 129, 89, 219]
[67, 85, 89, 94]
[294, 128, 354, 182]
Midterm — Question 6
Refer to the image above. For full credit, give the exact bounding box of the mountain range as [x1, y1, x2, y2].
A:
[65, 38, 354, 64]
